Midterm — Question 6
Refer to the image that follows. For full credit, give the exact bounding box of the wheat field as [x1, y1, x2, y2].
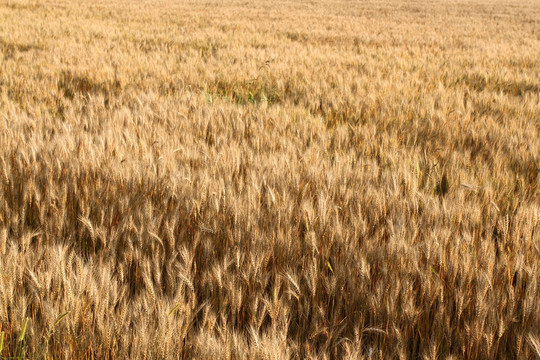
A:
[0, 0, 539, 358]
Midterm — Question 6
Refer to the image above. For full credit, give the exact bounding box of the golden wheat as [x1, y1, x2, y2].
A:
[0, 0, 539, 358]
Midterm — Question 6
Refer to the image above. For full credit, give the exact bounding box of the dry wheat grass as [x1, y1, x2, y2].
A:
[0, 0, 539, 358]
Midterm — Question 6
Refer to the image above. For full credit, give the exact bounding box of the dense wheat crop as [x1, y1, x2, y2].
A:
[0, 0, 539, 358]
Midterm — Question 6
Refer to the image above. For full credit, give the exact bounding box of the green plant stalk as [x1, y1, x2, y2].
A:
[18, 318, 28, 343]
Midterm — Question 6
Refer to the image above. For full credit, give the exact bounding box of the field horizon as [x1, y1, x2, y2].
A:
[0, 0, 539, 358]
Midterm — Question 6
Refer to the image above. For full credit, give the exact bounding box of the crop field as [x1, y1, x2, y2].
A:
[0, 0, 539, 358]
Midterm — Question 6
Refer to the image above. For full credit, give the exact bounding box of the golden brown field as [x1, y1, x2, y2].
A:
[0, 0, 539, 358]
